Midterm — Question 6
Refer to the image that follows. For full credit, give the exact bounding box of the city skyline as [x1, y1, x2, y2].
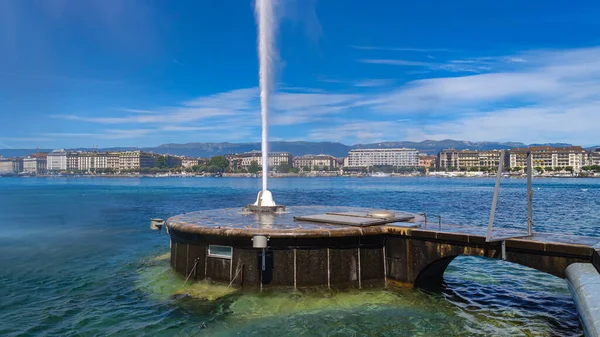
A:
[2, 1, 600, 149]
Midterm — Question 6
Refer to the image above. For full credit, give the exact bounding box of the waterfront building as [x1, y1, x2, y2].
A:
[587, 147, 600, 166]
[182, 157, 206, 168]
[47, 149, 68, 171]
[106, 153, 121, 170]
[509, 146, 588, 172]
[78, 152, 105, 171]
[23, 153, 47, 174]
[166, 155, 183, 168]
[458, 150, 479, 169]
[293, 154, 337, 171]
[0, 158, 23, 174]
[478, 150, 503, 169]
[437, 149, 504, 170]
[119, 151, 156, 170]
[346, 148, 419, 168]
[418, 155, 436, 169]
[67, 152, 79, 171]
[227, 151, 293, 170]
[437, 149, 459, 170]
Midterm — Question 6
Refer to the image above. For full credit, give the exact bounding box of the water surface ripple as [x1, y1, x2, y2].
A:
[1, 177, 598, 336]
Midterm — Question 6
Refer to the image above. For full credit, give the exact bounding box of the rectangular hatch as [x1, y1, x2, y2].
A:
[294, 211, 415, 227]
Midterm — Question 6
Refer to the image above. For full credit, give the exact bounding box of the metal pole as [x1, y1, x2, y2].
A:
[486, 150, 505, 241]
[527, 151, 534, 236]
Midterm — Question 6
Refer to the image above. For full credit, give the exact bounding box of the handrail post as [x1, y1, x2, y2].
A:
[527, 151, 534, 236]
[486, 150, 505, 242]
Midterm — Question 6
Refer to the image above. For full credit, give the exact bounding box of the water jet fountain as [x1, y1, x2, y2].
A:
[163, 0, 424, 290]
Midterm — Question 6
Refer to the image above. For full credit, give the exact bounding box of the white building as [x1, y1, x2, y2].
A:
[293, 154, 337, 170]
[509, 146, 588, 172]
[227, 151, 293, 170]
[0, 158, 23, 174]
[47, 150, 68, 171]
[182, 157, 206, 168]
[346, 148, 419, 168]
[23, 154, 47, 174]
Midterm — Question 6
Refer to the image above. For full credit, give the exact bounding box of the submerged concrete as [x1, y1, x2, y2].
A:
[566, 263, 600, 337]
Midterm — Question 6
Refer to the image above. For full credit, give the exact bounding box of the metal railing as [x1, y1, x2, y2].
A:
[485, 150, 535, 259]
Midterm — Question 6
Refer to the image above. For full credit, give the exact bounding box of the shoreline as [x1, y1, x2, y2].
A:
[1, 173, 598, 179]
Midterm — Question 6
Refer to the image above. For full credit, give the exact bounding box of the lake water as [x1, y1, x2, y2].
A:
[1, 177, 598, 336]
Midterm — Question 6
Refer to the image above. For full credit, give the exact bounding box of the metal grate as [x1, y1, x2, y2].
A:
[294, 211, 414, 227]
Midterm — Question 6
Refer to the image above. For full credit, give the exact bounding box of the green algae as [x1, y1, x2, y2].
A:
[135, 253, 575, 337]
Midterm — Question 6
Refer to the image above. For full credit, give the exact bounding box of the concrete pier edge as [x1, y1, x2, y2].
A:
[566, 263, 600, 337]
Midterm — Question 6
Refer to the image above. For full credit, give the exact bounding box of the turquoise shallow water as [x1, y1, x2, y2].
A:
[1, 176, 599, 336]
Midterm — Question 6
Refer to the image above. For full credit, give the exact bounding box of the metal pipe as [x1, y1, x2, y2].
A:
[527, 152, 534, 236]
[382, 245, 387, 287]
[327, 248, 331, 289]
[487, 150, 505, 241]
[293, 248, 297, 289]
[357, 247, 362, 289]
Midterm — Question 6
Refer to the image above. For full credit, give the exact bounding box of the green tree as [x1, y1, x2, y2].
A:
[156, 155, 168, 169]
[276, 163, 290, 173]
[208, 156, 229, 172]
[289, 167, 300, 173]
[534, 166, 544, 173]
[302, 166, 311, 172]
[248, 160, 260, 174]
[468, 166, 479, 172]
[565, 166, 574, 173]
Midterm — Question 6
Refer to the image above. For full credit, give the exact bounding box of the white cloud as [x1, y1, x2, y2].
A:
[308, 121, 407, 144]
[351, 46, 452, 52]
[353, 79, 395, 87]
[43, 129, 152, 139]
[47, 46, 600, 146]
[0, 137, 54, 142]
[358, 59, 433, 67]
[405, 103, 600, 145]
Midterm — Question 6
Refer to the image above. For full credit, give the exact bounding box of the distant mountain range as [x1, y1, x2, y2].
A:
[0, 140, 596, 158]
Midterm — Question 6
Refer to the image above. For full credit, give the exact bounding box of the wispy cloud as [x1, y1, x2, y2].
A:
[308, 121, 407, 144]
[43, 129, 152, 140]
[358, 54, 530, 74]
[172, 58, 185, 67]
[47, 46, 600, 146]
[120, 108, 156, 114]
[351, 45, 453, 52]
[353, 79, 395, 87]
[358, 59, 432, 67]
[0, 137, 54, 142]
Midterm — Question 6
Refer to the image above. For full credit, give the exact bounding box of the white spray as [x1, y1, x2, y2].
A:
[253, 0, 277, 207]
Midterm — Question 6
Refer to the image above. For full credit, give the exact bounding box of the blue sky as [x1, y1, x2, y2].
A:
[2, 0, 600, 149]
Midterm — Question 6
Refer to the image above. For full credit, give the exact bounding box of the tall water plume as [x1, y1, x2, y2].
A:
[253, 0, 278, 206]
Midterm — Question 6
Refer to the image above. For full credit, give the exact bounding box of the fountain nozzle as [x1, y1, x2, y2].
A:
[245, 190, 285, 213]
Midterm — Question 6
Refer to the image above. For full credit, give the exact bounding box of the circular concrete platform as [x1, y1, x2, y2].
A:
[165, 206, 422, 289]
[166, 206, 420, 238]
